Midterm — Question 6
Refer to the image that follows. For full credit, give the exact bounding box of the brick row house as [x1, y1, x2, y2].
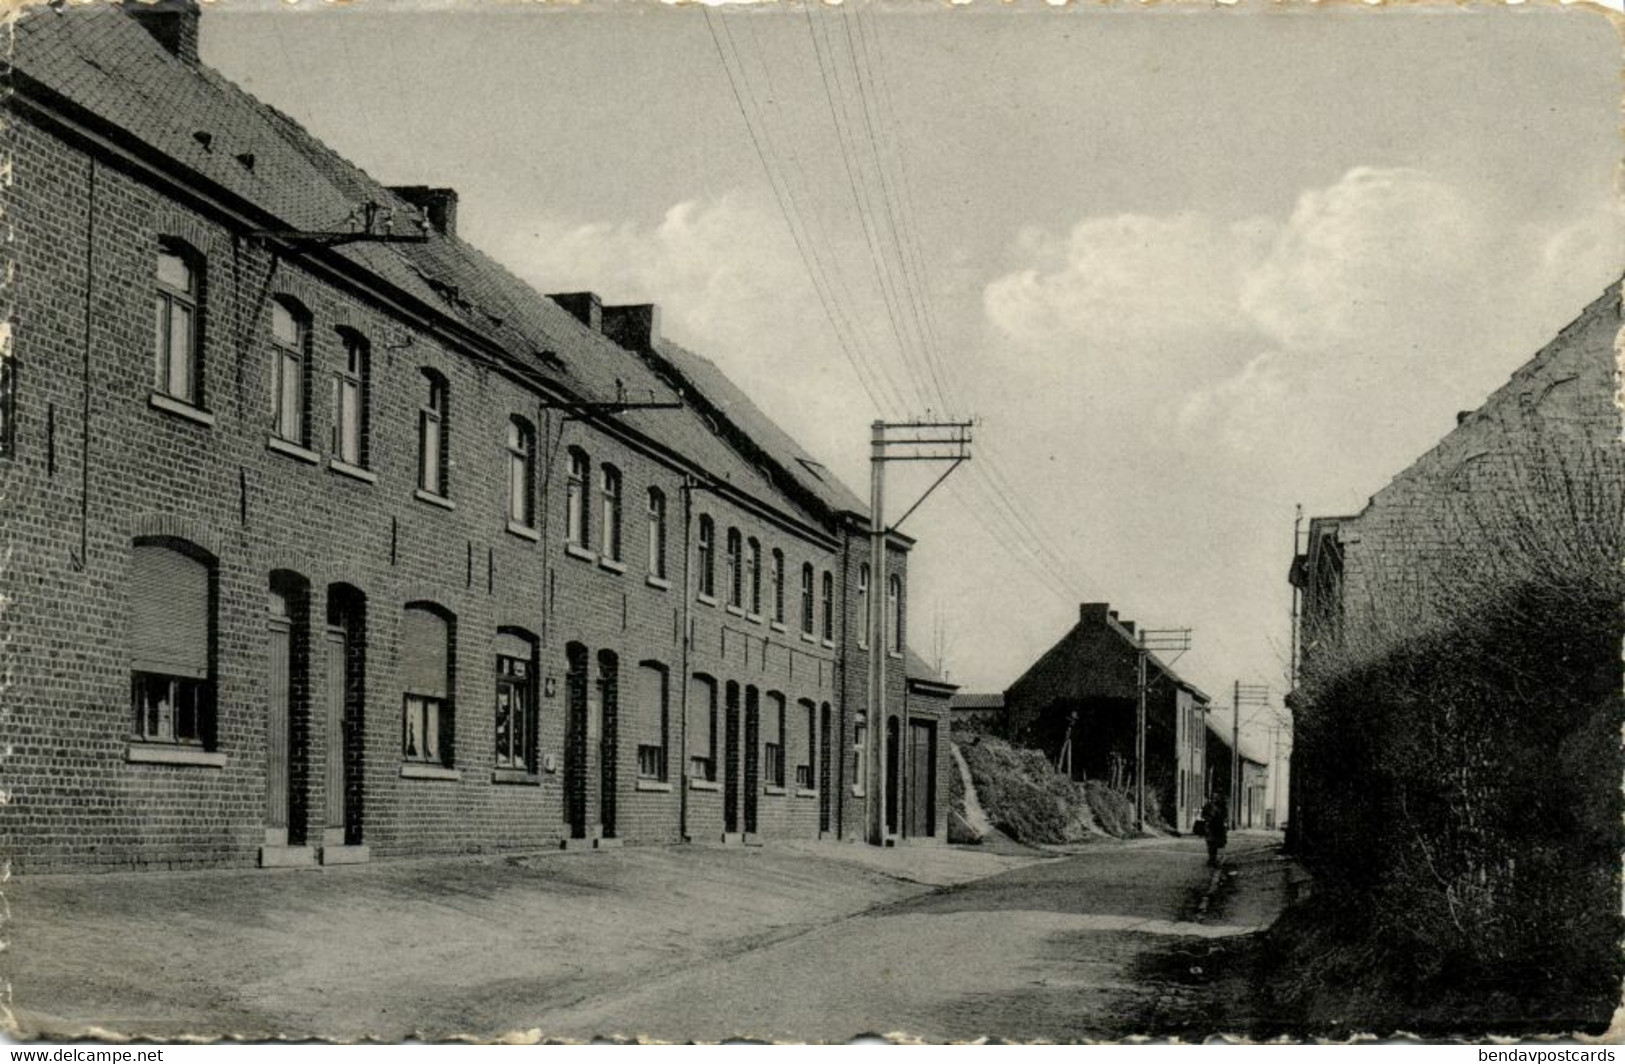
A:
[0, 2, 951, 872]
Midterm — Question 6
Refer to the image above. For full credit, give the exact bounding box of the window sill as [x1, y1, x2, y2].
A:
[598, 557, 627, 575]
[795, 788, 818, 799]
[127, 743, 226, 768]
[646, 574, 672, 591]
[149, 392, 215, 427]
[267, 435, 320, 464]
[329, 458, 377, 484]
[400, 763, 460, 781]
[414, 488, 456, 511]
[770, 621, 787, 634]
[635, 778, 673, 793]
[821, 639, 835, 650]
[725, 604, 745, 617]
[851, 785, 866, 798]
[493, 768, 540, 786]
[764, 785, 787, 797]
[799, 631, 817, 644]
[565, 543, 597, 564]
[746, 613, 763, 625]
[887, 651, 903, 660]
[696, 593, 718, 607]
[506, 521, 541, 543]
[688, 777, 721, 792]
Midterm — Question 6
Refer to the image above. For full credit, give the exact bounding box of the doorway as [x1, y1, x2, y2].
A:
[909, 719, 937, 838]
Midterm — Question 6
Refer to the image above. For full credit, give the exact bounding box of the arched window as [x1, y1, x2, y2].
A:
[697, 515, 716, 599]
[495, 628, 538, 773]
[800, 562, 815, 635]
[155, 240, 202, 406]
[688, 673, 718, 782]
[763, 691, 786, 788]
[507, 417, 535, 528]
[270, 297, 310, 444]
[771, 549, 785, 624]
[402, 603, 454, 766]
[857, 563, 871, 648]
[418, 370, 448, 496]
[600, 465, 622, 561]
[636, 661, 669, 783]
[725, 528, 743, 609]
[821, 570, 835, 643]
[566, 448, 589, 547]
[888, 574, 903, 653]
[646, 488, 668, 579]
[746, 538, 762, 615]
[129, 538, 216, 747]
[797, 698, 817, 790]
[331, 329, 369, 467]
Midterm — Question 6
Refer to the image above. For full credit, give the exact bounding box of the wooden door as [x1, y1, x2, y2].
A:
[266, 617, 291, 840]
[909, 720, 936, 838]
[323, 628, 347, 838]
[818, 705, 832, 834]
[743, 693, 759, 835]
[723, 693, 740, 834]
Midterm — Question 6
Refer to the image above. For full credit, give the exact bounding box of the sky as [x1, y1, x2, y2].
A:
[201, 0, 1623, 758]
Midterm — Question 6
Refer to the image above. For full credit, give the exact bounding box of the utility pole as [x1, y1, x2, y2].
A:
[866, 419, 974, 846]
[1232, 682, 1270, 829]
[1289, 504, 1304, 693]
[1134, 627, 1192, 833]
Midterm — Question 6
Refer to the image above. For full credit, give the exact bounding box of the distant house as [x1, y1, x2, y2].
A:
[948, 692, 1006, 733]
[1003, 603, 1211, 832]
[1203, 718, 1270, 830]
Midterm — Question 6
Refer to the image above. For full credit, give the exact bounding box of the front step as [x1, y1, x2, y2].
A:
[593, 837, 623, 850]
[560, 837, 595, 852]
[742, 832, 764, 848]
[720, 832, 743, 846]
[259, 844, 317, 869]
[319, 844, 370, 866]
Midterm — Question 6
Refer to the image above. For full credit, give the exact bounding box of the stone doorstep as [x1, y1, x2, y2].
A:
[720, 832, 743, 846]
[559, 838, 595, 852]
[259, 844, 317, 869]
[319, 844, 371, 866]
[593, 837, 623, 850]
[742, 833, 764, 848]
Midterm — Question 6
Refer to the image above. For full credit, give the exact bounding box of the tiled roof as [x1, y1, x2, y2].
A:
[949, 692, 1005, 710]
[903, 647, 955, 688]
[12, 4, 830, 532]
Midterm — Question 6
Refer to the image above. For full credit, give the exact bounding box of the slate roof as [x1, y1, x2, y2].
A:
[1204, 715, 1269, 766]
[11, 3, 845, 533]
[949, 692, 1005, 710]
[903, 647, 956, 689]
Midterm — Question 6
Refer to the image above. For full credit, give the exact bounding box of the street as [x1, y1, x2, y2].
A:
[545, 833, 1290, 1043]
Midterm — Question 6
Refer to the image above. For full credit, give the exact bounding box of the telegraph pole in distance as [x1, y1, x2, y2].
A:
[867, 418, 974, 846]
[1232, 682, 1270, 829]
[1135, 626, 1192, 833]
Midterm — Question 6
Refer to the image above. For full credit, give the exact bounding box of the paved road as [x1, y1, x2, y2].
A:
[546, 833, 1291, 1043]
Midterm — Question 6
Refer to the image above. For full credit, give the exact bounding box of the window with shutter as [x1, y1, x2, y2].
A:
[128, 541, 214, 746]
[402, 605, 453, 765]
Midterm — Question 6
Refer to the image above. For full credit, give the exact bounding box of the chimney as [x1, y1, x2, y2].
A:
[1079, 603, 1112, 626]
[601, 304, 661, 350]
[1456, 410, 1473, 426]
[1120, 620, 1136, 637]
[550, 292, 603, 333]
[128, 0, 201, 65]
[388, 186, 458, 238]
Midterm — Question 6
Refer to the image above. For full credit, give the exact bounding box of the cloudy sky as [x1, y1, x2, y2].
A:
[203, 1, 1621, 754]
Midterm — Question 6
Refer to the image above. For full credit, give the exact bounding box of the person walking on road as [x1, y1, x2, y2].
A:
[1200, 794, 1229, 867]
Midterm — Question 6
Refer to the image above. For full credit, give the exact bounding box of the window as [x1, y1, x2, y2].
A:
[600, 465, 622, 560]
[697, 516, 716, 599]
[746, 538, 761, 615]
[636, 662, 669, 782]
[763, 691, 785, 789]
[402, 604, 453, 766]
[800, 563, 815, 635]
[269, 298, 309, 443]
[797, 699, 816, 789]
[154, 242, 201, 406]
[853, 715, 868, 796]
[330, 330, 368, 466]
[725, 528, 743, 608]
[507, 417, 535, 527]
[857, 563, 870, 648]
[771, 549, 785, 624]
[494, 630, 536, 772]
[566, 448, 589, 546]
[688, 674, 717, 782]
[821, 570, 835, 642]
[130, 540, 215, 746]
[889, 574, 903, 653]
[647, 488, 668, 578]
[418, 370, 448, 496]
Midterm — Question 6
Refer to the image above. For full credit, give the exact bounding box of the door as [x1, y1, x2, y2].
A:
[323, 628, 347, 842]
[743, 688, 760, 835]
[266, 611, 292, 844]
[565, 647, 588, 839]
[885, 717, 900, 837]
[909, 720, 936, 837]
[723, 685, 740, 834]
[818, 704, 832, 834]
[598, 652, 618, 840]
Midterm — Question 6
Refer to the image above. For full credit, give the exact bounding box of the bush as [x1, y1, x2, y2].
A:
[958, 735, 1146, 843]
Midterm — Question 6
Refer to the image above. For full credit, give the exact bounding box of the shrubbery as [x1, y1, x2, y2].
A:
[957, 734, 1149, 843]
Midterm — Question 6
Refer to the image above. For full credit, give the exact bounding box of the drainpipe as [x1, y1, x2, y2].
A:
[677, 475, 694, 841]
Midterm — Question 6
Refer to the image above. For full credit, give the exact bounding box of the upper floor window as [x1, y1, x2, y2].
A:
[888, 574, 903, 653]
[647, 488, 668, 579]
[418, 370, 448, 496]
[821, 570, 835, 642]
[697, 515, 716, 599]
[725, 528, 743, 609]
[858, 563, 871, 648]
[771, 549, 785, 624]
[154, 242, 202, 407]
[800, 562, 815, 635]
[600, 465, 623, 561]
[331, 330, 368, 467]
[402, 603, 454, 766]
[746, 538, 762, 615]
[129, 539, 215, 748]
[507, 417, 535, 527]
[566, 448, 589, 546]
[269, 298, 309, 443]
